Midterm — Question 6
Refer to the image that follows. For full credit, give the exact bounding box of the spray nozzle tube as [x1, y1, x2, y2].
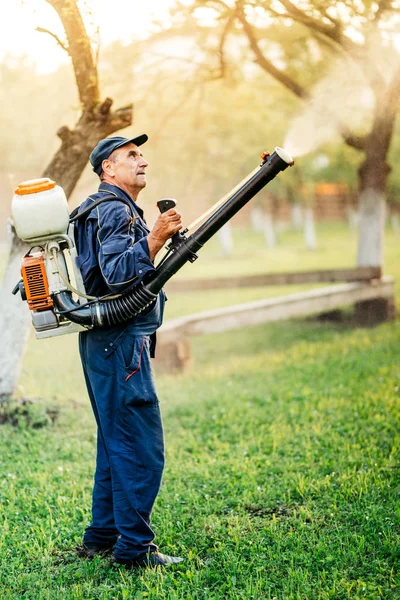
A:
[275, 147, 294, 166]
[53, 147, 294, 327]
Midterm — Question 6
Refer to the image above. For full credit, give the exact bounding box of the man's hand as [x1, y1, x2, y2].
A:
[147, 209, 182, 261]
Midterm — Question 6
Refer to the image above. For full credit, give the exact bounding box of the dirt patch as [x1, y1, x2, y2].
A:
[245, 502, 298, 520]
[0, 397, 59, 428]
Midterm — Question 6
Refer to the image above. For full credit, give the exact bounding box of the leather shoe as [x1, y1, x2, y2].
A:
[77, 541, 116, 558]
[111, 551, 184, 569]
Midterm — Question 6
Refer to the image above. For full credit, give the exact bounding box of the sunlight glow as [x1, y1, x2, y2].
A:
[0, 0, 177, 73]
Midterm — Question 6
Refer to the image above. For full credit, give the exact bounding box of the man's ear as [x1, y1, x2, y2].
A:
[102, 159, 115, 177]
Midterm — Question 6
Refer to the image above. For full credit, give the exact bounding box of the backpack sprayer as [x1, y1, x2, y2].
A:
[11, 147, 294, 339]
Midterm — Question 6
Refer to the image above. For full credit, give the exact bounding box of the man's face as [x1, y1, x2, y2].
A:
[104, 142, 149, 198]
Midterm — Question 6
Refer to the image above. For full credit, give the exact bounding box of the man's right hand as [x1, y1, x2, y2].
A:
[147, 209, 182, 261]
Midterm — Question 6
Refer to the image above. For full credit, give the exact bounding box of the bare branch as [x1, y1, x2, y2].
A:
[277, 0, 346, 45]
[36, 26, 68, 53]
[372, 0, 394, 24]
[340, 129, 369, 152]
[233, 2, 369, 151]
[99, 97, 113, 116]
[320, 9, 341, 28]
[57, 125, 71, 142]
[198, 0, 231, 10]
[45, 0, 99, 108]
[387, 61, 400, 111]
[373, 59, 400, 152]
[273, 0, 386, 95]
[235, 2, 309, 100]
[218, 8, 237, 78]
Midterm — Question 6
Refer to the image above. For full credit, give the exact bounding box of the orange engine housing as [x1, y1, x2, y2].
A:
[21, 253, 53, 311]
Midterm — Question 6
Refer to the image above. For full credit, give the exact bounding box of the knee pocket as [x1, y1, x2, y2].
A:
[117, 336, 158, 405]
[114, 400, 165, 471]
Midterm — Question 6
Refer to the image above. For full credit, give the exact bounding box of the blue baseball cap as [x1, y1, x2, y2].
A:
[90, 134, 148, 175]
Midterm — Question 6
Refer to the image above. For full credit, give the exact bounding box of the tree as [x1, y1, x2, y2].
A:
[0, 0, 133, 400]
[181, 0, 400, 267]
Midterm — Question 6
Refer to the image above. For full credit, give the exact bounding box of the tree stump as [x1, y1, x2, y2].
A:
[354, 297, 396, 326]
[153, 338, 192, 373]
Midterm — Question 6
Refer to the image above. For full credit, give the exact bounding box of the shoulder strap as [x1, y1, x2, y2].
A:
[69, 195, 134, 223]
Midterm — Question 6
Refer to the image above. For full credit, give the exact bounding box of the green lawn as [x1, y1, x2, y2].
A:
[0, 224, 399, 599]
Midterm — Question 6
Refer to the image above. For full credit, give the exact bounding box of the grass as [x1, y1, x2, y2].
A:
[0, 223, 399, 598]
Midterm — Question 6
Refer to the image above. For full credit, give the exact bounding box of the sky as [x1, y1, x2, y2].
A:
[0, 0, 178, 73]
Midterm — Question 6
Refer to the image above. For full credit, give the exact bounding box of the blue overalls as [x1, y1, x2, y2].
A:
[75, 183, 166, 560]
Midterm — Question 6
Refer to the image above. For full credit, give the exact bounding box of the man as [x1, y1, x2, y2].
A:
[75, 134, 183, 568]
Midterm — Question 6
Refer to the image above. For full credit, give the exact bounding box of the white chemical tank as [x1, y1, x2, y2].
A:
[12, 178, 70, 241]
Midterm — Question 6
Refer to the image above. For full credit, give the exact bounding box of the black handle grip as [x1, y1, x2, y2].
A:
[157, 198, 177, 214]
[156, 197, 185, 247]
[12, 279, 27, 301]
[12, 280, 21, 295]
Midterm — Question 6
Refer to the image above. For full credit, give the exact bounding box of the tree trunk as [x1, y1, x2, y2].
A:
[355, 155, 394, 325]
[346, 206, 359, 230]
[0, 0, 136, 401]
[304, 207, 317, 250]
[356, 156, 389, 267]
[264, 212, 277, 248]
[0, 233, 31, 400]
[0, 102, 133, 401]
[44, 103, 132, 195]
[217, 223, 234, 256]
[356, 188, 386, 267]
[250, 206, 264, 233]
[291, 203, 303, 230]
